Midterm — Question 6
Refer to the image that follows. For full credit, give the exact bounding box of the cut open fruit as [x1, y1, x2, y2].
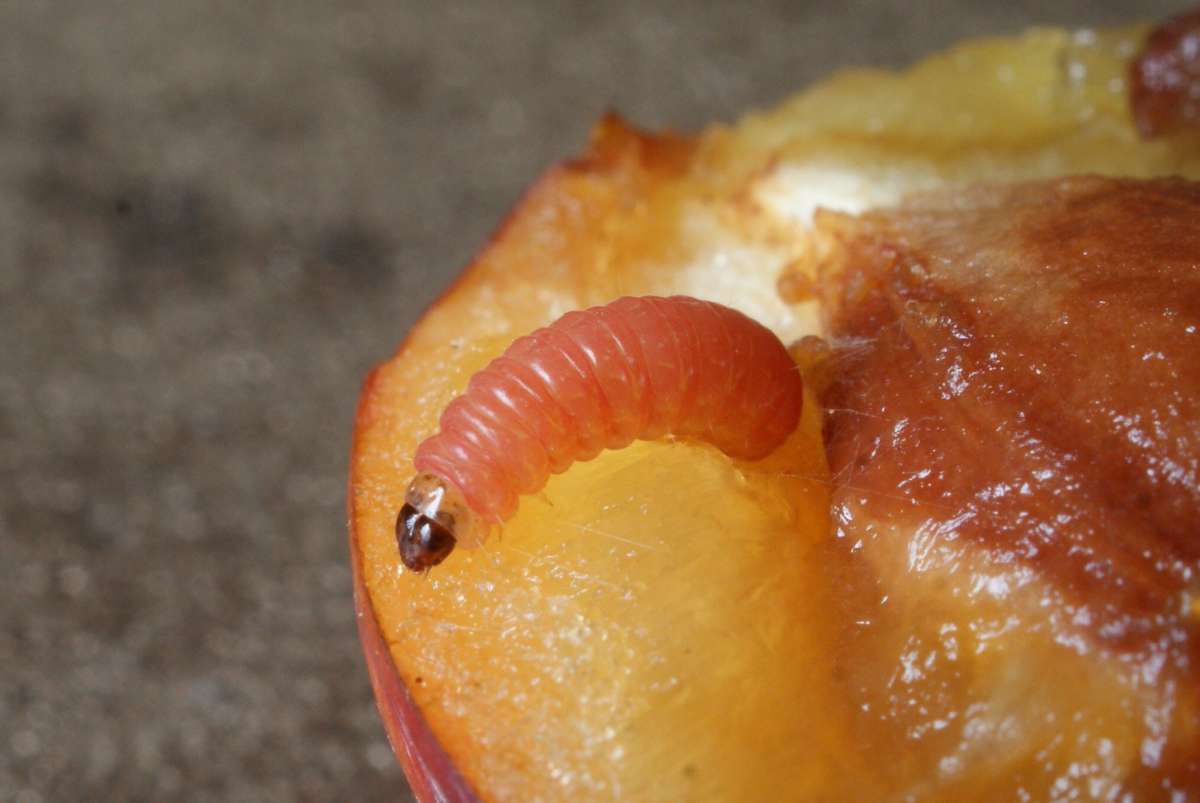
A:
[350, 21, 1200, 801]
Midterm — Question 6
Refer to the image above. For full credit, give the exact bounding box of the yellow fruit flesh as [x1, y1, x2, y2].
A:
[353, 134, 858, 796]
[352, 23, 1200, 801]
[358, 380, 852, 800]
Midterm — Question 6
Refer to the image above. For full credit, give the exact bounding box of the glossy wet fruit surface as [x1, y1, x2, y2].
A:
[351, 21, 1200, 802]
[815, 176, 1200, 796]
[351, 119, 851, 801]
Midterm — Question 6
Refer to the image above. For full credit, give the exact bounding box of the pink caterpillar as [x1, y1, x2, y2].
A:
[396, 295, 804, 571]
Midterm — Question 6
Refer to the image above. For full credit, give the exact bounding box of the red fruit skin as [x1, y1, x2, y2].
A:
[350, 508, 481, 803]
[1129, 7, 1200, 138]
[349, 119, 696, 801]
[349, 366, 481, 803]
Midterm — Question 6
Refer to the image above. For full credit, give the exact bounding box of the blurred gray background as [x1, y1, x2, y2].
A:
[1, 1, 1186, 801]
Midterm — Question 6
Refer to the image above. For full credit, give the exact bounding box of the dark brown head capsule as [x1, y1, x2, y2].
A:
[396, 502, 458, 572]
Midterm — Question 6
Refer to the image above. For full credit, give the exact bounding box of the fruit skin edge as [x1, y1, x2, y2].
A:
[350, 369, 482, 803]
[347, 20, 1200, 797]
[346, 118, 697, 801]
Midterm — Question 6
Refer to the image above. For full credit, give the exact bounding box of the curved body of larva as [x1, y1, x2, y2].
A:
[396, 295, 804, 571]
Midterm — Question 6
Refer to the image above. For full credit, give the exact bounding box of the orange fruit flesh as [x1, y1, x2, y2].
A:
[351, 123, 863, 799]
[351, 22, 1200, 801]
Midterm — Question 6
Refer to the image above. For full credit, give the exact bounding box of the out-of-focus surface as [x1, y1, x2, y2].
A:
[0, 2, 1188, 800]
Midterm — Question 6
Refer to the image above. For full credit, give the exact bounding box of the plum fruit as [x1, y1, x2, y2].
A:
[350, 20, 1200, 801]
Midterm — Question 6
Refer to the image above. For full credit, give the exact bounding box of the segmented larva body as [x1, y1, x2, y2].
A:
[396, 295, 804, 571]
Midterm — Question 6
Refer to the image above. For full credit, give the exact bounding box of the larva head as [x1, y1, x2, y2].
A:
[395, 473, 475, 572]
